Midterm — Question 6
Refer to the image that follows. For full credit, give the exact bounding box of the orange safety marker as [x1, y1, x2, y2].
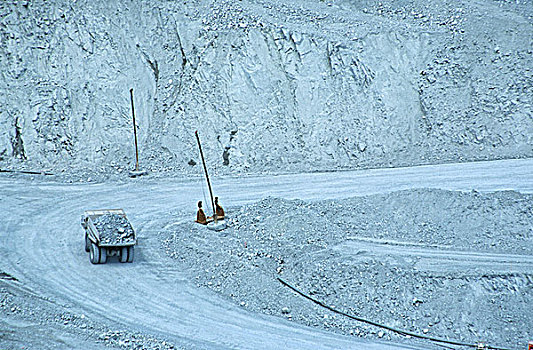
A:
[528, 341, 533, 350]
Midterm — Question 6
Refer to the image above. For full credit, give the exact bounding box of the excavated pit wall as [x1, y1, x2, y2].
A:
[0, 0, 531, 177]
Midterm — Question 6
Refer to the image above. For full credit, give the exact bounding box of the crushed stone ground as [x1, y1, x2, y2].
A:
[0, 278, 179, 350]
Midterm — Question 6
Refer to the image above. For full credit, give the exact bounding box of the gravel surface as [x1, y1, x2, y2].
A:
[162, 189, 533, 350]
[93, 214, 135, 245]
[0, 275, 179, 350]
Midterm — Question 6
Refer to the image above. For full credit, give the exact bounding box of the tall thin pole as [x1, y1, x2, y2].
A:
[195, 130, 216, 219]
[130, 88, 139, 171]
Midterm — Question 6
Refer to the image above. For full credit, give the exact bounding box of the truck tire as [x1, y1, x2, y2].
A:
[119, 247, 128, 263]
[126, 246, 134, 263]
[98, 247, 107, 264]
[90, 243, 100, 264]
[84, 232, 90, 252]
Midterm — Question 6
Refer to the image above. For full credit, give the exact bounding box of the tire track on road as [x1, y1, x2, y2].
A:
[339, 238, 533, 274]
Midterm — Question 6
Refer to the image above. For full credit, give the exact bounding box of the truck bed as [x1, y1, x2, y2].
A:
[82, 209, 137, 247]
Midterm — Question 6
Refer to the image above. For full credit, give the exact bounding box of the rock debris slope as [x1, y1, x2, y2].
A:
[0, 0, 531, 176]
[163, 189, 533, 349]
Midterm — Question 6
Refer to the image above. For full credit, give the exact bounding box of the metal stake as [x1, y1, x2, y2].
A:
[130, 88, 139, 171]
[195, 130, 216, 221]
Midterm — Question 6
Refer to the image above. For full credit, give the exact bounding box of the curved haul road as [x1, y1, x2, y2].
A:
[1, 158, 532, 349]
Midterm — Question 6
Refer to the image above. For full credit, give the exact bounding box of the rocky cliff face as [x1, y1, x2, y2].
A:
[1, 0, 531, 176]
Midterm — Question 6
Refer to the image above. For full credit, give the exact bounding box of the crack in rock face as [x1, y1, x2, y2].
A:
[12, 117, 26, 160]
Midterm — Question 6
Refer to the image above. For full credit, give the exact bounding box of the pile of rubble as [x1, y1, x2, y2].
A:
[162, 189, 533, 350]
[93, 214, 135, 244]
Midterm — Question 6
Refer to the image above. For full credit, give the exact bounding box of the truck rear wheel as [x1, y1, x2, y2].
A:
[119, 247, 128, 263]
[126, 246, 134, 263]
[98, 247, 107, 264]
[84, 232, 90, 252]
[90, 243, 100, 264]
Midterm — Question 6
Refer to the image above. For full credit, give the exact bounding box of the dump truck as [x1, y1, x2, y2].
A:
[81, 209, 137, 264]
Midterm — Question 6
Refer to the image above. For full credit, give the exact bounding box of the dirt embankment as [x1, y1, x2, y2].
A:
[163, 189, 533, 350]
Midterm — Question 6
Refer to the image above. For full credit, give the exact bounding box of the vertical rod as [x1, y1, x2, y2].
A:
[195, 130, 216, 219]
[130, 88, 140, 171]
